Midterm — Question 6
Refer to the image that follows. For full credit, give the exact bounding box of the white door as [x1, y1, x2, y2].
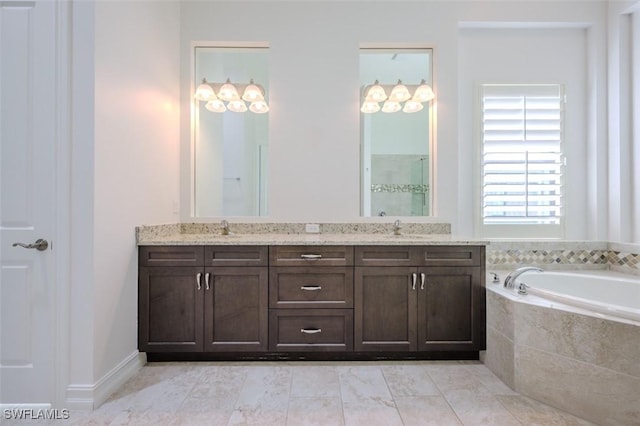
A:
[1, 0, 58, 407]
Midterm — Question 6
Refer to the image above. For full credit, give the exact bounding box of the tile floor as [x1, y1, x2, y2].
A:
[7, 361, 595, 425]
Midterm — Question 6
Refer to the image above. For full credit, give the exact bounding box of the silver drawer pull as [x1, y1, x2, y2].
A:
[412, 273, 417, 290]
[205, 272, 211, 290]
[420, 273, 426, 290]
[300, 285, 322, 291]
[300, 328, 322, 334]
[196, 272, 202, 290]
[300, 254, 322, 260]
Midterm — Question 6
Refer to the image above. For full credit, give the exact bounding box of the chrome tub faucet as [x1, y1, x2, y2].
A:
[504, 266, 543, 289]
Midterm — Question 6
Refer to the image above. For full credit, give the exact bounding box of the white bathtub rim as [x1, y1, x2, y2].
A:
[487, 271, 640, 327]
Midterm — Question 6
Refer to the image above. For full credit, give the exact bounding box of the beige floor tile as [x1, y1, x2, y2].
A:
[37, 361, 597, 426]
[286, 397, 345, 426]
[497, 395, 597, 426]
[226, 366, 291, 426]
[443, 389, 522, 425]
[381, 364, 441, 397]
[290, 365, 341, 397]
[394, 396, 463, 426]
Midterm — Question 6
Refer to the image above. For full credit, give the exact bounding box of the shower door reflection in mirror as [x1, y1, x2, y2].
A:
[193, 46, 269, 217]
[360, 49, 433, 217]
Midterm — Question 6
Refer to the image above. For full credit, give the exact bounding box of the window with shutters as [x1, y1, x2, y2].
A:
[480, 84, 565, 238]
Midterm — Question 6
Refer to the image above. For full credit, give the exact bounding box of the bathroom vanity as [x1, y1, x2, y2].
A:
[137, 224, 487, 361]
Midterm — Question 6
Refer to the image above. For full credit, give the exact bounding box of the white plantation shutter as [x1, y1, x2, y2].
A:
[481, 84, 564, 237]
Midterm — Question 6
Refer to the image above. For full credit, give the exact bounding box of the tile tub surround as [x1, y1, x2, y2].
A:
[483, 285, 640, 426]
[487, 240, 640, 275]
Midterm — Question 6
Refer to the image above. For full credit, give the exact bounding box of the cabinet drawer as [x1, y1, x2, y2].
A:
[269, 309, 353, 352]
[270, 267, 353, 308]
[355, 246, 415, 266]
[205, 246, 268, 267]
[418, 246, 483, 267]
[139, 246, 204, 267]
[270, 246, 354, 266]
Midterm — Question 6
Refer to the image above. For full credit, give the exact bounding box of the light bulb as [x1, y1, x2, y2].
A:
[249, 101, 269, 113]
[413, 82, 435, 102]
[205, 99, 226, 113]
[227, 100, 247, 112]
[403, 100, 424, 113]
[388, 81, 411, 103]
[361, 101, 380, 113]
[242, 81, 265, 102]
[381, 100, 401, 113]
[194, 79, 216, 101]
[365, 81, 387, 102]
[218, 80, 240, 101]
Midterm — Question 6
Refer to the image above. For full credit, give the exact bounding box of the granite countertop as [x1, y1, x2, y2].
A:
[136, 223, 488, 246]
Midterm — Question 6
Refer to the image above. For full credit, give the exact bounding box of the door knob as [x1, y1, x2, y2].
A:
[12, 239, 49, 251]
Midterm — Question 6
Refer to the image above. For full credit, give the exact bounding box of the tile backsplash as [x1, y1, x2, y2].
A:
[487, 240, 640, 275]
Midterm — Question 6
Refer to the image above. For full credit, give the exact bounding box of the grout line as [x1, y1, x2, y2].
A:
[378, 362, 407, 426]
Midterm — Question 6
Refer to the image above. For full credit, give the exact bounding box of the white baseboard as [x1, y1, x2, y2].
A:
[66, 351, 146, 410]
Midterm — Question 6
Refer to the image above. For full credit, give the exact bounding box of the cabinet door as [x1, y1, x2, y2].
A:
[138, 267, 204, 352]
[203, 267, 268, 352]
[354, 267, 417, 351]
[418, 267, 484, 351]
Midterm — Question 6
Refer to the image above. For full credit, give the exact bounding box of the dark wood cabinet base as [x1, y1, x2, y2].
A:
[145, 351, 480, 362]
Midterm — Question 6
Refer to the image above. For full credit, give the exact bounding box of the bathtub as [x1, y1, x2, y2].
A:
[513, 270, 640, 323]
[483, 270, 640, 425]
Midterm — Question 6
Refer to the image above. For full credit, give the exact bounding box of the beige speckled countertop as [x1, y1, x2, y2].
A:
[136, 223, 488, 246]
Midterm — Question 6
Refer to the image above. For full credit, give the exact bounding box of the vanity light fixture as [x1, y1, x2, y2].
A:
[361, 79, 434, 114]
[194, 78, 269, 113]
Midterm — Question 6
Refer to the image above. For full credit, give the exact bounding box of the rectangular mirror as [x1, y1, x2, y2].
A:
[360, 48, 433, 217]
[193, 46, 269, 217]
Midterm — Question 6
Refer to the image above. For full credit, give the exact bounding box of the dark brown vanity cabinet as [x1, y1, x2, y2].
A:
[354, 246, 485, 352]
[268, 246, 354, 351]
[138, 243, 485, 358]
[138, 246, 268, 353]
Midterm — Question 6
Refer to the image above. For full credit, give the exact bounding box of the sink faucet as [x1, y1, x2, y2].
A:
[221, 220, 231, 235]
[393, 219, 402, 235]
[503, 266, 543, 288]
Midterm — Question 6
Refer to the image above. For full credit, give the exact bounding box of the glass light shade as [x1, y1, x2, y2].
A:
[242, 83, 264, 102]
[413, 83, 435, 102]
[388, 83, 411, 102]
[227, 100, 248, 112]
[403, 100, 424, 113]
[194, 81, 216, 101]
[249, 100, 269, 113]
[218, 81, 240, 101]
[205, 99, 226, 113]
[365, 83, 387, 102]
[381, 100, 401, 113]
[360, 101, 381, 113]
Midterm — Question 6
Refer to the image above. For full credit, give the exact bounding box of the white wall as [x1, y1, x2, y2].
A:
[608, 0, 640, 243]
[93, 0, 181, 386]
[180, 1, 610, 238]
[458, 27, 589, 238]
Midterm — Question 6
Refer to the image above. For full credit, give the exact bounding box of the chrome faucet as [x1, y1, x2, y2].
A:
[221, 220, 231, 235]
[393, 219, 402, 235]
[503, 266, 543, 288]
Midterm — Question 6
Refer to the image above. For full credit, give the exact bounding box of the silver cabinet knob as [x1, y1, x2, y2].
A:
[12, 239, 48, 251]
